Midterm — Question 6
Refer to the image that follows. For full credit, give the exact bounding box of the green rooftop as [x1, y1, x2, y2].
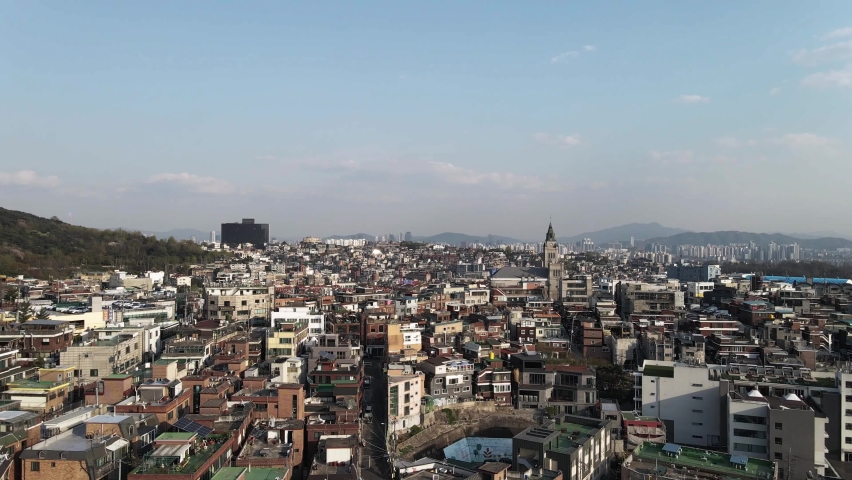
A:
[103, 373, 132, 379]
[154, 359, 177, 365]
[244, 467, 289, 480]
[549, 422, 600, 453]
[622, 412, 660, 422]
[642, 365, 674, 378]
[8, 380, 68, 389]
[210, 467, 245, 480]
[156, 432, 196, 441]
[633, 442, 775, 479]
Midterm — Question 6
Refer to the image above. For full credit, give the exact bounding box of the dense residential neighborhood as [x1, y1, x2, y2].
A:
[1, 220, 852, 480]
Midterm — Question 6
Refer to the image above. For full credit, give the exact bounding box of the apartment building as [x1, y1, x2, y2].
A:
[268, 314, 309, 359]
[636, 361, 722, 448]
[271, 306, 324, 337]
[513, 415, 615, 479]
[727, 389, 828, 479]
[418, 355, 474, 407]
[60, 332, 143, 383]
[388, 371, 423, 433]
[561, 275, 593, 306]
[204, 285, 274, 322]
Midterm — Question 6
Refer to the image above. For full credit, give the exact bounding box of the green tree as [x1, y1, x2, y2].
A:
[596, 364, 634, 405]
[35, 308, 51, 320]
[2, 286, 18, 304]
[17, 301, 33, 322]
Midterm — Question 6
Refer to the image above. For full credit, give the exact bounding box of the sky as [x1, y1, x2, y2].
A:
[2, 2, 851, 240]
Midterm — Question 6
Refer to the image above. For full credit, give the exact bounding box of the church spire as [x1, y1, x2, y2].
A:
[545, 222, 556, 242]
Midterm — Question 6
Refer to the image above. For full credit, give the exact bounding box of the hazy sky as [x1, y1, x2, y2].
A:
[2, 2, 851, 239]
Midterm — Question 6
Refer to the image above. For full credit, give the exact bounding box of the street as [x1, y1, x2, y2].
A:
[359, 357, 392, 480]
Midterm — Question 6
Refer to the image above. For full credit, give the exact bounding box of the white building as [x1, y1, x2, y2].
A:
[387, 368, 423, 433]
[270, 306, 324, 337]
[271, 356, 307, 384]
[837, 367, 852, 462]
[636, 360, 722, 447]
[686, 282, 716, 307]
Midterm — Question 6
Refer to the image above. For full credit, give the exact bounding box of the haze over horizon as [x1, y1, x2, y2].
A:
[2, 2, 851, 238]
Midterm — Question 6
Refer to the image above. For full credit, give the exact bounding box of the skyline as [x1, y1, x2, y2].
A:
[2, 2, 851, 238]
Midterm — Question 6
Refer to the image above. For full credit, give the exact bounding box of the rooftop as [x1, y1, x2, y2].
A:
[641, 365, 674, 378]
[133, 434, 229, 475]
[630, 442, 775, 480]
[157, 432, 197, 441]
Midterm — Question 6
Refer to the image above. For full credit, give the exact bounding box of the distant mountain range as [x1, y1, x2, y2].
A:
[644, 231, 852, 250]
[326, 232, 524, 245]
[136, 228, 215, 241]
[558, 222, 689, 244]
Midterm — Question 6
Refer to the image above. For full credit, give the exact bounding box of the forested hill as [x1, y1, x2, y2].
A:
[0, 207, 223, 278]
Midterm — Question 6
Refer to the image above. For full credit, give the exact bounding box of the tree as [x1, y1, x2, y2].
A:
[35, 308, 51, 320]
[17, 301, 33, 322]
[2, 286, 18, 304]
[596, 364, 634, 406]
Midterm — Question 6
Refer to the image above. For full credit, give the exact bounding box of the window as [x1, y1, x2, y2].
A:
[89, 369, 99, 377]
[775, 452, 782, 460]
[404, 382, 410, 392]
[51, 462, 56, 467]
[733, 443, 767, 454]
[31, 462, 40, 472]
[775, 437, 782, 445]
[692, 422, 703, 426]
[692, 396, 703, 400]
[846, 381, 852, 388]
[692, 409, 703, 413]
[433, 390, 440, 395]
[167, 411, 174, 420]
[847, 424, 852, 431]
[846, 409, 852, 416]
[734, 428, 766, 439]
[691, 384, 703, 387]
[733, 414, 766, 425]
[774, 422, 782, 431]
[692, 435, 702, 439]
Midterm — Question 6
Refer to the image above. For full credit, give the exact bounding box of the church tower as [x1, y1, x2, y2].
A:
[543, 222, 562, 300]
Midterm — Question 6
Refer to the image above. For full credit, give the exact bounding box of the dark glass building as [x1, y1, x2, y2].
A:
[220, 218, 269, 248]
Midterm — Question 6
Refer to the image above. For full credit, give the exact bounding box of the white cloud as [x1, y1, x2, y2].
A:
[583, 45, 596, 51]
[716, 137, 757, 148]
[147, 172, 235, 194]
[551, 51, 580, 63]
[649, 150, 695, 165]
[0, 170, 60, 188]
[714, 155, 738, 164]
[821, 27, 852, 40]
[677, 94, 710, 104]
[533, 132, 581, 147]
[428, 162, 559, 191]
[791, 40, 852, 66]
[769, 87, 781, 95]
[716, 137, 740, 147]
[779, 133, 833, 148]
[801, 68, 852, 88]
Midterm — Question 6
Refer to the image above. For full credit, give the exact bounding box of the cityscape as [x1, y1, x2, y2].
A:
[2, 212, 852, 480]
[2, 3, 852, 480]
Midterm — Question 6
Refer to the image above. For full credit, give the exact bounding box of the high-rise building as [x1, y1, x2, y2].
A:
[220, 218, 269, 248]
[404, 231, 412, 242]
[210, 230, 217, 243]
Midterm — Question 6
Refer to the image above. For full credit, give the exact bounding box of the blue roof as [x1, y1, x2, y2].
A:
[760, 275, 850, 285]
[662, 443, 682, 455]
[730, 455, 749, 466]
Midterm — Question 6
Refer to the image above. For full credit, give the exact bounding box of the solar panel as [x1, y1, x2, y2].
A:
[173, 417, 213, 437]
